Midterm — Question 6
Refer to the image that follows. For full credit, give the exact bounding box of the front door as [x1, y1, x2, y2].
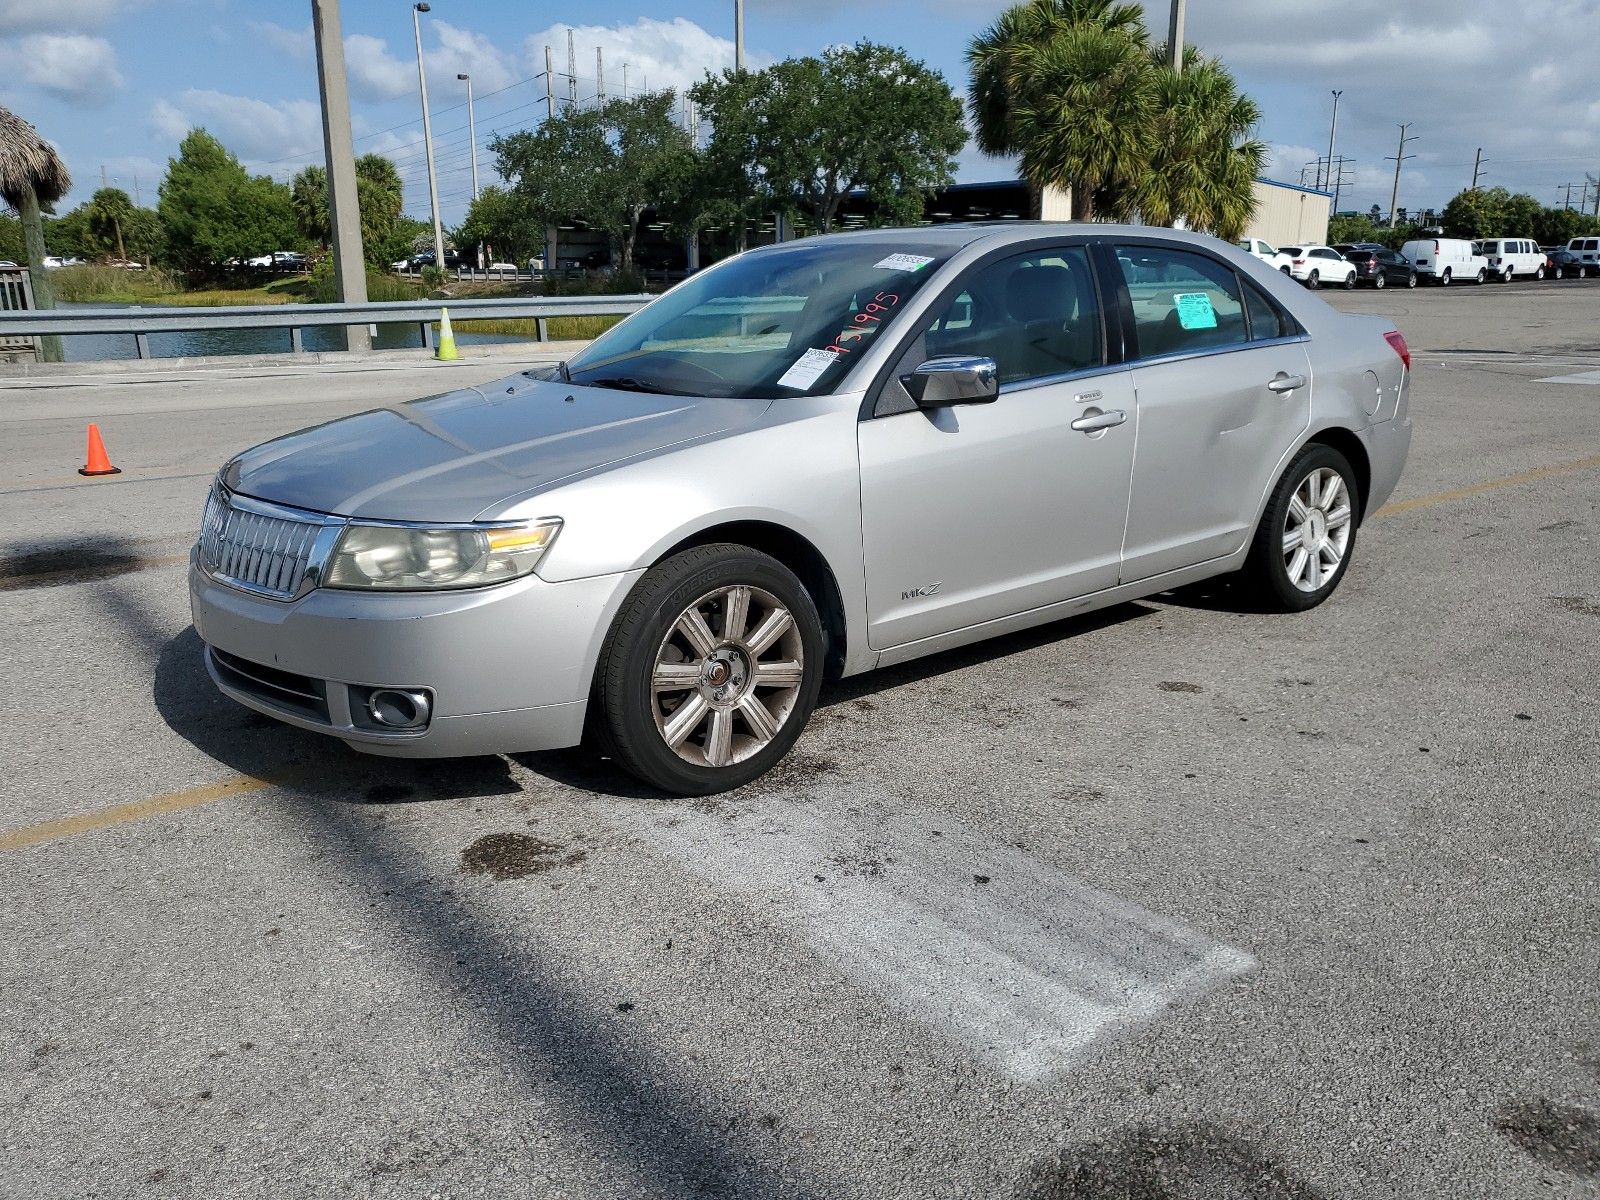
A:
[858, 245, 1137, 649]
[1108, 242, 1312, 582]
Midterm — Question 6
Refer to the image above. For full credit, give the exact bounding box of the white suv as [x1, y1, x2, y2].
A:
[1477, 238, 1546, 282]
[1280, 245, 1357, 289]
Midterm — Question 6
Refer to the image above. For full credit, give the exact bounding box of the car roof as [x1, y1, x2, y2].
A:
[739, 221, 1254, 257]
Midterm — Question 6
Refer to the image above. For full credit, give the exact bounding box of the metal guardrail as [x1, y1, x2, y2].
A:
[0, 294, 654, 359]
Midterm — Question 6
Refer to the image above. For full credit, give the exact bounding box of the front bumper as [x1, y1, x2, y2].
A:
[189, 553, 643, 757]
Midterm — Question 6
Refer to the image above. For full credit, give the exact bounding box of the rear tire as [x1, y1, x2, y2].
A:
[590, 544, 826, 796]
[1475, 268, 1487, 284]
[1307, 270, 1320, 289]
[1280, 265, 1292, 275]
[1534, 266, 1545, 281]
[1374, 273, 1386, 289]
[1439, 269, 1452, 287]
[1241, 444, 1361, 613]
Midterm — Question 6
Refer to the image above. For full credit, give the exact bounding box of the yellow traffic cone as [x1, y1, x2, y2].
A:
[435, 307, 458, 361]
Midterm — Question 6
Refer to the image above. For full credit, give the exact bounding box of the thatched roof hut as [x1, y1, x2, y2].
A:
[0, 104, 70, 212]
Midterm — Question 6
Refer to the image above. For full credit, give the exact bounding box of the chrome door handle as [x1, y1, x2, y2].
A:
[1267, 373, 1307, 393]
[1070, 409, 1127, 432]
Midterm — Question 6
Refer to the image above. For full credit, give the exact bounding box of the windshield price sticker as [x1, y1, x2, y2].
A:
[1174, 291, 1218, 330]
[874, 253, 935, 272]
[777, 347, 844, 390]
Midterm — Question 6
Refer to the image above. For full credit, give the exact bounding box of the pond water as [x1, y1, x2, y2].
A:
[55, 301, 523, 362]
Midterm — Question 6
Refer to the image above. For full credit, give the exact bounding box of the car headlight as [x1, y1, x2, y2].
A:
[324, 519, 561, 590]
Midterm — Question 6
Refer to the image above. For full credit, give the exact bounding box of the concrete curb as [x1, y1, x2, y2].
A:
[0, 339, 592, 380]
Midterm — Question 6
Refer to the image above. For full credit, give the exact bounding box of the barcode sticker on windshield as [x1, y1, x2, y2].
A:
[874, 253, 935, 272]
[777, 347, 843, 390]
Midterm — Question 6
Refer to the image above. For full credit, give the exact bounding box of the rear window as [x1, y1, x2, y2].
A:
[1347, 251, 1374, 261]
[1281, 247, 1303, 256]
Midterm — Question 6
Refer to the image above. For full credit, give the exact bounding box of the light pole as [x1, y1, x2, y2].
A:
[1323, 90, 1342, 196]
[412, 3, 446, 271]
[1168, 0, 1185, 72]
[457, 73, 478, 201]
[734, 0, 744, 70]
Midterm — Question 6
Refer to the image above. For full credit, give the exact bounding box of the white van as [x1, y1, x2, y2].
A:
[1566, 237, 1600, 273]
[1237, 237, 1291, 270]
[1401, 238, 1489, 286]
[1476, 238, 1546, 282]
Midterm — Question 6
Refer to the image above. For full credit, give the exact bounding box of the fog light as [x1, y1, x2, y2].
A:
[366, 688, 432, 729]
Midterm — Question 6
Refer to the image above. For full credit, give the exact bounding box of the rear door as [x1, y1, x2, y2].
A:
[857, 243, 1137, 648]
[1105, 241, 1312, 582]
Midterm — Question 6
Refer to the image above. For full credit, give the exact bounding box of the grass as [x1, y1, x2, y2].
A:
[452, 314, 624, 341]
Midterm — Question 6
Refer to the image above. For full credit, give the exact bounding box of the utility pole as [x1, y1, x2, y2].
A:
[735, 0, 745, 70]
[622, 63, 628, 99]
[411, 3, 446, 272]
[597, 47, 604, 103]
[544, 45, 557, 275]
[133, 174, 141, 207]
[1589, 172, 1600, 218]
[1329, 154, 1354, 214]
[1322, 90, 1342, 193]
[313, 0, 369, 350]
[567, 31, 577, 107]
[1386, 123, 1417, 227]
[1167, 0, 1186, 72]
[1470, 148, 1486, 190]
[100, 164, 108, 188]
[1558, 183, 1574, 210]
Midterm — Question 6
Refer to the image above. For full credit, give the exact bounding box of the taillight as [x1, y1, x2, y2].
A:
[1292, 258, 1306, 265]
[1433, 241, 1440, 253]
[1384, 330, 1410, 371]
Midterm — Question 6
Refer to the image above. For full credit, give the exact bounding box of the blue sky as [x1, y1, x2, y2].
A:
[4, 0, 1598, 227]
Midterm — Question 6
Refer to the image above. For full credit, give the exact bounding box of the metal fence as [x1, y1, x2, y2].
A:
[0, 293, 654, 361]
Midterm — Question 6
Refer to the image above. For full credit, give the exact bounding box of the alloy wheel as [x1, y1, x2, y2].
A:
[1374, 273, 1386, 289]
[650, 584, 805, 768]
[1282, 468, 1353, 593]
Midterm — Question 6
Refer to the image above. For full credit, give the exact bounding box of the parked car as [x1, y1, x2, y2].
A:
[1476, 238, 1546, 282]
[1280, 245, 1357, 289]
[526, 255, 546, 273]
[190, 223, 1411, 795]
[41, 255, 84, 269]
[1342, 248, 1417, 289]
[1401, 238, 1488, 285]
[1237, 237, 1291, 269]
[1565, 236, 1600, 275]
[487, 261, 519, 273]
[0, 260, 17, 269]
[105, 258, 146, 270]
[1544, 246, 1589, 279]
[246, 251, 307, 269]
[396, 250, 462, 271]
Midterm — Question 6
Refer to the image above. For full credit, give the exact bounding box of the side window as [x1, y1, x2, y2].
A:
[1242, 282, 1290, 341]
[917, 246, 1104, 386]
[1114, 245, 1248, 358]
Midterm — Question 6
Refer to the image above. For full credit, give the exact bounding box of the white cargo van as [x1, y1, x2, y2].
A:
[1476, 238, 1547, 282]
[1566, 237, 1600, 273]
[1401, 238, 1489, 286]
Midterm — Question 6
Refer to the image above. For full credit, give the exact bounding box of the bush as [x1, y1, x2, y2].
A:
[420, 265, 446, 288]
[307, 258, 421, 303]
[47, 263, 182, 301]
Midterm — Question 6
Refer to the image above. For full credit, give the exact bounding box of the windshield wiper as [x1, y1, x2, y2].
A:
[580, 375, 680, 395]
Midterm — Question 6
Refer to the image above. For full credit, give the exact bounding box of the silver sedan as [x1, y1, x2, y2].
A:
[190, 224, 1412, 794]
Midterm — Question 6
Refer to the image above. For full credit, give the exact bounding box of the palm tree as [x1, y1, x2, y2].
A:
[87, 186, 134, 262]
[967, 0, 1148, 218]
[1126, 48, 1265, 238]
[290, 165, 331, 247]
[0, 103, 71, 360]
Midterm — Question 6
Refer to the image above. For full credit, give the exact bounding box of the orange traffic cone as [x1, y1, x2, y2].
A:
[78, 423, 122, 477]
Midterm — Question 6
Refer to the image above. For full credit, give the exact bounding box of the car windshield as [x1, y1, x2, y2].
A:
[564, 240, 953, 399]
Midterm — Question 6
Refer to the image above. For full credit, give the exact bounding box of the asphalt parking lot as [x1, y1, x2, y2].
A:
[2, 279, 1597, 1198]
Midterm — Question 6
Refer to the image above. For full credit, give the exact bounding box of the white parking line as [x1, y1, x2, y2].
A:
[620, 800, 1254, 1085]
[1536, 369, 1600, 385]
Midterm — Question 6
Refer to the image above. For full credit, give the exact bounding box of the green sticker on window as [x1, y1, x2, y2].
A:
[1174, 292, 1218, 330]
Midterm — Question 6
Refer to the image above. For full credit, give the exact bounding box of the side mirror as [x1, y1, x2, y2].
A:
[900, 355, 999, 409]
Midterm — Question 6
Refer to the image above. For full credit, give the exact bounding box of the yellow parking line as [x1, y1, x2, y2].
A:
[0, 775, 277, 853]
[1373, 452, 1600, 520]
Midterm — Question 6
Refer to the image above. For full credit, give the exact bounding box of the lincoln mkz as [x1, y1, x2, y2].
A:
[191, 224, 1412, 794]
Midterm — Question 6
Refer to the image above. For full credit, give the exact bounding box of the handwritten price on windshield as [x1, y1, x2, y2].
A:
[826, 291, 900, 354]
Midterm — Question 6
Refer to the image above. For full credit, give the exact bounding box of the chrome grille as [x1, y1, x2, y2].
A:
[200, 487, 329, 599]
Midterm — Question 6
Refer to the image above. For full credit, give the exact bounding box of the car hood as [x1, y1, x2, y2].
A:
[223, 372, 769, 522]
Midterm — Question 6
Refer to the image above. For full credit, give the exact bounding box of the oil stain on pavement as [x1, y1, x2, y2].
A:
[1022, 1123, 1326, 1198]
[1494, 1099, 1600, 1175]
[461, 833, 588, 880]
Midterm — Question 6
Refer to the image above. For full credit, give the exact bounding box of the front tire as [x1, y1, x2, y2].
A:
[1342, 270, 1356, 290]
[591, 544, 826, 796]
[1241, 444, 1360, 612]
[1406, 272, 1418, 288]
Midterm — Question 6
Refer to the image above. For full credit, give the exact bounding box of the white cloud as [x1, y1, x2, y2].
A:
[246, 20, 312, 60]
[150, 90, 324, 168]
[521, 17, 756, 103]
[427, 20, 516, 93]
[0, 0, 122, 34]
[346, 32, 414, 102]
[0, 33, 122, 106]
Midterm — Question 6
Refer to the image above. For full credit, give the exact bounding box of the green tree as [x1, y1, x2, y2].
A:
[41, 204, 94, 258]
[290, 165, 330, 246]
[453, 185, 537, 264]
[1441, 186, 1507, 240]
[86, 186, 134, 259]
[493, 91, 695, 269]
[290, 156, 403, 265]
[0, 209, 23, 262]
[1531, 205, 1600, 246]
[1124, 47, 1264, 239]
[696, 43, 966, 234]
[158, 128, 296, 273]
[687, 68, 771, 251]
[968, 0, 1150, 219]
[121, 206, 163, 263]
